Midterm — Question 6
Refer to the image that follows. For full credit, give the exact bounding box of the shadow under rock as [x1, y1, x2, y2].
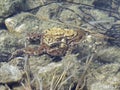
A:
[0, 52, 11, 62]
[106, 24, 120, 47]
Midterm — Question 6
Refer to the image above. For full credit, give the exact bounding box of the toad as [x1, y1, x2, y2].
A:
[9, 27, 86, 59]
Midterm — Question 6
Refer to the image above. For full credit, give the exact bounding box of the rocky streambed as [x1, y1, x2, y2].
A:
[0, 0, 120, 90]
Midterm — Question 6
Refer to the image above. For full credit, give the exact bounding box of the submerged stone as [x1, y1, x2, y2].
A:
[0, 63, 23, 83]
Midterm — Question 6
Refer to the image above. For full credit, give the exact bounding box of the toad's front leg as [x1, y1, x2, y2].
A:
[46, 47, 68, 57]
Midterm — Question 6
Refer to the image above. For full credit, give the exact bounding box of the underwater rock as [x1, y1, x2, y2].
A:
[25, 0, 56, 10]
[5, 13, 64, 33]
[0, 63, 23, 83]
[0, 85, 7, 90]
[90, 82, 118, 90]
[87, 63, 120, 90]
[0, 0, 25, 17]
[5, 12, 66, 33]
[59, 5, 83, 27]
[25, 0, 72, 10]
[25, 0, 45, 10]
[0, 30, 25, 62]
[89, 10, 111, 20]
[67, 0, 94, 5]
[96, 47, 120, 63]
[36, 3, 83, 28]
[5, 12, 42, 33]
[38, 62, 62, 74]
[80, 8, 115, 33]
[36, 3, 61, 20]
[26, 54, 81, 90]
[0, 0, 25, 26]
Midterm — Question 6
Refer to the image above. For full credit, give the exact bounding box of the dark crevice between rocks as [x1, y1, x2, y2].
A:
[105, 24, 120, 47]
[93, 0, 112, 9]
[95, 56, 114, 65]
[51, 56, 62, 62]
[41, 53, 62, 62]
[0, 23, 7, 29]
[0, 13, 22, 30]
[5, 82, 21, 90]
[0, 52, 11, 62]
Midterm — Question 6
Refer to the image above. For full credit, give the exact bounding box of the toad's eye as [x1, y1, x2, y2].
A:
[37, 35, 41, 38]
[28, 36, 41, 44]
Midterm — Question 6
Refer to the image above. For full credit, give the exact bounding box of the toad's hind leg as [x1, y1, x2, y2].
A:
[47, 47, 68, 57]
[9, 46, 44, 60]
